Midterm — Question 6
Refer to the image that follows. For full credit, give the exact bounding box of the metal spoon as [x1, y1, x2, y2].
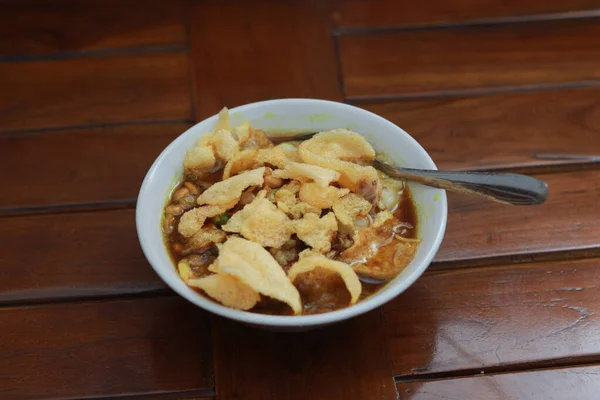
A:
[267, 132, 548, 205]
[373, 160, 548, 206]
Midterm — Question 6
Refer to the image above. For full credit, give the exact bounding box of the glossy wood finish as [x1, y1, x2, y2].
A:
[0, 52, 191, 132]
[212, 311, 397, 400]
[439, 170, 600, 264]
[0, 210, 165, 304]
[362, 88, 600, 171]
[189, 0, 341, 119]
[397, 365, 600, 399]
[332, 0, 600, 28]
[0, 122, 189, 210]
[386, 257, 600, 376]
[339, 18, 600, 99]
[0, 297, 213, 400]
[2, 1, 600, 399]
[0, 0, 185, 58]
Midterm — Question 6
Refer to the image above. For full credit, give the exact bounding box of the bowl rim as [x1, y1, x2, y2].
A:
[136, 98, 447, 327]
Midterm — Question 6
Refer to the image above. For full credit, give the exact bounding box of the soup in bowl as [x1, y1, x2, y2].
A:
[136, 99, 447, 330]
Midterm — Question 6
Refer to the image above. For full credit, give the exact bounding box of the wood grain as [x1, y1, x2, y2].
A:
[212, 311, 397, 400]
[331, 0, 600, 29]
[398, 365, 600, 400]
[362, 88, 600, 171]
[0, 52, 191, 132]
[438, 170, 600, 263]
[0, 0, 185, 57]
[339, 18, 600, 99]
[0, 209, 165, 304]
[0, 297, 213, 400]
[189, 0, 342, 119]
[385, 257, 600, 377]
[0, 122, 190, 210]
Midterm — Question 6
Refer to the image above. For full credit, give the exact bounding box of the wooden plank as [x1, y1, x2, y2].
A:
[0, 52, 191, 132]
[0, 297, 213, 400]
[361, 88, 600, 171]
[397, 365, 600, 400]
[338, 18, 600, 99]
[438, 170, 600, 264]
[0, 0, 186, 57]
[189, 0, 342, 119]
[0, 122, 190, 210]
[0, 209, 165, 304]
[212, 311, 397, 400]
[1, 171, 596, 303]
[385, 257, 600, 377]
[331, 0, 600, 29]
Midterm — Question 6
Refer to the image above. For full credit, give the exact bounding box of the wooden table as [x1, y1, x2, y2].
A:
[2, 1, 600, 399]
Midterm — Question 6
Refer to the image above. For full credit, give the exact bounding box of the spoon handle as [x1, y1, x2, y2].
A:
[374, 160, 548, 205]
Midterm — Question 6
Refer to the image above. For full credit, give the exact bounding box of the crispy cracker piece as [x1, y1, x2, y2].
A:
[301, 129, 375, 161]
[274, 185, 320, 219]
[293, 212, 338, 253]
[215, 107, 231, 131]
[197, 167, 265, 206]
[378, 176, 405, 210]
[276, 142, 302, 162]
[222, 190, 293, 248]
[332, 193, 373, 228]
[240, 128, 273, 150]
[234, 121, 250, 144]
[352, 237, 420, 280]
[289, 202, 321, 219]
[298, 130, 380, 192]
[184, 145, 216, 172]
[288, 254, 361, 304]
[177, 259, 194, 281]
[298, 182, 350, 209]
[281, 180, 302, 194]
[255, 146, 288, 169]
[178, 197, 239, 237]
[339, 210, 397, 265]
[223, 149, 257, 179]
[210, 129, 239, 162]
[185, 226, 227, 252]
[178, 204, 231, 237]
[188, 274, 260, 310]
[209, 237, 302, 314]
[272, 162, 340, 188]
[274, 188, 297, 213]
[298, 248, 322, 259]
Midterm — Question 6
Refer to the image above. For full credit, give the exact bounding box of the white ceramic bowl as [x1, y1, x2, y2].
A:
[136, 99, 447, 330]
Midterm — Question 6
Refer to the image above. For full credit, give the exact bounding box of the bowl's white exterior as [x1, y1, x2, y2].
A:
[136, 99, 447, 330]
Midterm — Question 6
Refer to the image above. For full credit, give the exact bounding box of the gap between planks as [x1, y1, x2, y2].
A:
[0, 44, 188, 64]
[334, 9, 600, 36]
[0, 118, 194, 136]
[394, 355, 600, 383]
[343, 81, 600, 103]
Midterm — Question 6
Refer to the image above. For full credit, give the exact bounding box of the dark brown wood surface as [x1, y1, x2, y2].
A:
[2, 0, 600, 399]
[189, 0, 342, 119]
[0, 52, 191, 132]
[339, 18, 600, 99]
[0, 297, 213, 400]
[0, 122, 190, 210]
[439, 170, 600, 264]
[0, 210, 165, 304]
[212, 311, 397, 400]
[362, 88, 600, 171]
[386, 257, 600, 376]
[397, 365, 600, 400]
[331, 0, 600, 28]
[0, 0, 186, 58]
